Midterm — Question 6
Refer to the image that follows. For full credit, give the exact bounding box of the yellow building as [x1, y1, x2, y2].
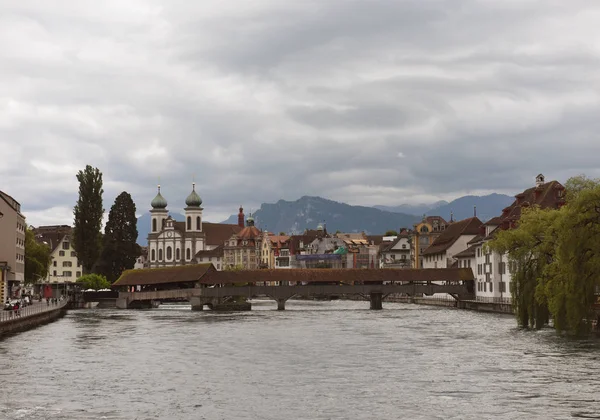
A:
[412, 216, 448, 269]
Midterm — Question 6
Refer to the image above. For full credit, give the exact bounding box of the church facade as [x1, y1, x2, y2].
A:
[146, 184, 242, 269]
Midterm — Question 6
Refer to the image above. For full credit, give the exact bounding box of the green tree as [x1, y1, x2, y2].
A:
[385, 230, 398, 236]
[24, 228, 52, 284]
[543, 180, 600, 334]
[488, 207, 559, 329]
[76, 273, 111, 290]
[73, 165, 104, 274]
[489, 175, 600, 335]
[95, 192, 141, 283]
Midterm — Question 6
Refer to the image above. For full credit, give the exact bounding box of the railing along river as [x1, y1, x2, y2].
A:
[0, 300, 68, 323]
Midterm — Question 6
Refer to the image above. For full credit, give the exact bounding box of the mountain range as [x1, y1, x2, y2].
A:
[136, 193, 515, 244]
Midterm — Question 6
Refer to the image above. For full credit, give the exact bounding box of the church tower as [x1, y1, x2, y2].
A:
[150, 185, 168, 234]
[184, 182, 205, 262]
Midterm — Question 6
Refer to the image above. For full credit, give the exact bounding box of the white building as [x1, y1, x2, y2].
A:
[379, 230, 411, 268]
[469, 174, 566, 302]
[33, 225, 82, 284]
[421, 217, 482, 298]
[146, 184, 242, 269]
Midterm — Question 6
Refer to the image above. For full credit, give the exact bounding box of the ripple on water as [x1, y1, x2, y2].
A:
[1, 300, 600, 419]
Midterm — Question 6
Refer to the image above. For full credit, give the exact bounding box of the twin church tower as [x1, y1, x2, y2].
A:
[146, 183, 245, 268]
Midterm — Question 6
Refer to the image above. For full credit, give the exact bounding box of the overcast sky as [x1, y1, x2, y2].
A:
[2, 0, 600, 226]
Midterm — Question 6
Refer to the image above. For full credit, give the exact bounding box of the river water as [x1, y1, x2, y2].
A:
[1, 300, 599, 419]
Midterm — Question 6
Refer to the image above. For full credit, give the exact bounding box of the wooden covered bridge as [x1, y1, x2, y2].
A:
[112, 264, 475, 310]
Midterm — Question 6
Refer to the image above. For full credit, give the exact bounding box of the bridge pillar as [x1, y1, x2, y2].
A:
[116, 297, 129, 309]
[370, 292, 383, 310]
[277, 298, 286, 311]
[190, 296, 204, 311]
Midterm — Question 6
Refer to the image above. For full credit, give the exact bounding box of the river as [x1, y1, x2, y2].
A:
[1, 300, 599, 419]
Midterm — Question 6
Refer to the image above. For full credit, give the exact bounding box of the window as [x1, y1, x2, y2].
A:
[62, 242, 70, 250]
[186, 248, 191, 260]
[196, 216, 201, 230]
[151, 249, 156, 261]
[63, 271, 72, 277]
[176, 248, 180, 260]
[401, 244, 406, 249]
[158, 249, 163, 261]
[489, 282, 493, 293]
[59, 251, 65, 257]
[71, 251, 76, 257]
[76, 271, 81, 277]
[162, 219, 166, 229]
[217, 264, 221, 270]
[53, 261, 57, 267]
[187, 216, 191, 230]
[420, 226, 429, 233]
[63, 261, 72, 267]
[499, 282, 506, 293]
[152, 219, 157, 232]
[166, 246, 172, 260]
[53, 270, 57, 276]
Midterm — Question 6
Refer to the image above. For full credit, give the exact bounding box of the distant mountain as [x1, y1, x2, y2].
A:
[374, 201, 448, 216]
[430, 193, 514, 222]
[136, 212, 184, 245]
[376, 193, 514, 222]
[220, 196, 420, 235]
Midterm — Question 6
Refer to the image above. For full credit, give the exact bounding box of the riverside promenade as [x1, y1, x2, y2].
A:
[0, 299, 68, 337]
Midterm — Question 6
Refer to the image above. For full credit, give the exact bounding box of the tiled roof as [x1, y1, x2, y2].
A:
[454, 244, 477, 259]
[200, 267, 475, 285]
[366, 235, 384, 245]
[32, 225, 73, 253]
[499, 180, 565, 223]
[268, 235, 290, 246]
[203, 223, 242, 246]
[422, 217, 482, 255]
[113, 263, 214, 286]
[194, 245, 224, 259]
[237, 225, 262, 240]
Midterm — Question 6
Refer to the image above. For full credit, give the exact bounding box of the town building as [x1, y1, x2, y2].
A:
[469, 174, 565, 302]
[412, 216, 448, 268]
[223, 214, 262, 269]
[259, 232, 290, 269]
[379, 229, 412, 268]
[33, 225, 82, 284]
[0, 190, 26, 301]
[421, 217, 482, 269]
[146, 184, 242, 268]
[134, 247, 148, 269]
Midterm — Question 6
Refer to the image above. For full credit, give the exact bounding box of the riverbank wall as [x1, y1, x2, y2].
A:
[0, 305, 68, 338]
[342, 293, 513, 315]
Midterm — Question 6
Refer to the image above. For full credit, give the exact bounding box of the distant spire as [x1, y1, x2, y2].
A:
[450, 211, 454, 223]
[474, 205, 477, 217]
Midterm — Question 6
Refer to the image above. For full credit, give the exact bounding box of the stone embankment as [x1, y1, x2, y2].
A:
[0, 301, 68, 338]
[344, 293, 513, 314]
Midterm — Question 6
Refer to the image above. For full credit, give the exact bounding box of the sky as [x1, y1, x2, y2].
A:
[2, 0, 600, 226]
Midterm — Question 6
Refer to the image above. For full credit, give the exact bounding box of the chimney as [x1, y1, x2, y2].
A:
[238, 206, 244, 228]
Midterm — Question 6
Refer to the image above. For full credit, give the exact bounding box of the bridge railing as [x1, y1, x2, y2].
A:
[0, 300, 68, 323]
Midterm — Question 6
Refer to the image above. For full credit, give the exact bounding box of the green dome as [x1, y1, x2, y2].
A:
[151, 186, 168, 209]
[185, 183, 202, 207]
[317, 223, 324, 231]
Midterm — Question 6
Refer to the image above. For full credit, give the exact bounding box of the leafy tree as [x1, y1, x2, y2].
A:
[489, 175, 600, 335]
[278, 232, 286, 236]
[24, 228, 52, 284]
[385, 230, 398, 236]
[76, 273, 111, 290]
[95, 192, 141, 283]
[488, 207, 559, 329]
[73, 165, 104, 274]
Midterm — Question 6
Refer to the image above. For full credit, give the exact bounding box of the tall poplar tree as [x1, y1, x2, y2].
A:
[96, 192, 140, 283]
[73, 165, 104, 274]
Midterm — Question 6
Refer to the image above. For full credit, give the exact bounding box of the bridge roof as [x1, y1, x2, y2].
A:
[113, 264, 214, 287]
[200, 268, 474, 285]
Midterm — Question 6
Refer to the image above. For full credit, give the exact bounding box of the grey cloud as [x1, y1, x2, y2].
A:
[1, 0, 600, 226]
